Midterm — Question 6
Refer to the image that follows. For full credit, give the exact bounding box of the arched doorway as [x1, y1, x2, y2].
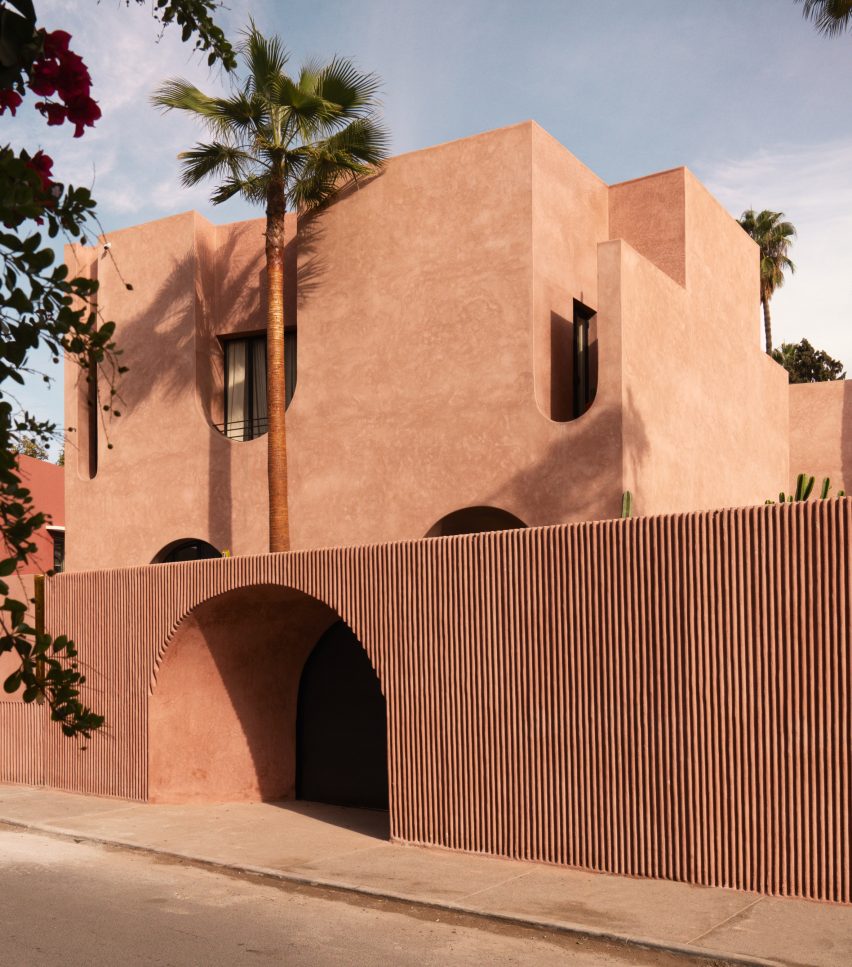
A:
[296, 621, 388, 809]
[148, 585, 387, 808]
[425, 505, 527, 537]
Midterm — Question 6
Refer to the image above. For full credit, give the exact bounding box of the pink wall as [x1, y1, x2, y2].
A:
[788, 380, 852, 495]
[149, 584, 336, 803]
[2, 502, 849, 902]
[16, 454, 63, 575]
[64, 213, 296, 570]
[61, 121, 844, 570]
[612, 169, 789, 516]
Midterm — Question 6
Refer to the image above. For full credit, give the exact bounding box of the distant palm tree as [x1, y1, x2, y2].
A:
[153, 25, 389, 552]
[796, 0, 852, 36]
[737, 209, 796, 355]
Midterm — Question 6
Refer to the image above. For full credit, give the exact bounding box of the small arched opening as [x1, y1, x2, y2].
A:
[152, 538, 222, 564]
[148, 584, 388, 814]
[426, 505, 528, 538]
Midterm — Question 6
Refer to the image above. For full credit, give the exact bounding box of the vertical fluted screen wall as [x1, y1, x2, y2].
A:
[3, 501, 850, 902]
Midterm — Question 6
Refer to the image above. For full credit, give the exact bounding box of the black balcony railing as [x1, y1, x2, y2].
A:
[215, 417, 269, 442]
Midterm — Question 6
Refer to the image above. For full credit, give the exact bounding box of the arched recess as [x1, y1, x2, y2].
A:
[426, 505, 528, 538]
[148, 584, 386, 806]
[152, 538, 222, 563]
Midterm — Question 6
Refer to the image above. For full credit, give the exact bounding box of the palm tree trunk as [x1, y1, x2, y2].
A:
[762, 293, 772, 355]
[266, 177, 289, 552]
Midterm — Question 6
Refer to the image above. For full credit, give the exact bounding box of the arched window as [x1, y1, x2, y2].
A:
[152, 539, 222, 564]
[426, 506, 527, 538]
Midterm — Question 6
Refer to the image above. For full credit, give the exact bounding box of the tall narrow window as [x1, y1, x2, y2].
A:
[48, 527, 65, 573]
[572, 300, 595, 418]
[222, 332, 296, 441]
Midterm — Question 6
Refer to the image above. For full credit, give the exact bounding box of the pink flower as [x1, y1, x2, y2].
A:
[42, 30, 72, 59]
[26, 150, 55, 193]
[55, 51, 91, 103]
[0, 89, 22, 116]
[65, 96, 100, 137]
[29, 59, 60, 97]
[35, 101, 67, 126]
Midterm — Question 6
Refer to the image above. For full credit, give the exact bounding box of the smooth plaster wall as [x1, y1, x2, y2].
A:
[149, 584, 336, 803]
[3, 502, 850, 903]
[64, 213, 297, 571]
[613, 169, 789, 515]
[61, 121, 832, 569]
[16, 454, 63, 574]
[788, 380, 852, 494]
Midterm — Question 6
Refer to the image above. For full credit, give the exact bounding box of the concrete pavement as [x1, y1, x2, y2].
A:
[0, 784, 849, 967]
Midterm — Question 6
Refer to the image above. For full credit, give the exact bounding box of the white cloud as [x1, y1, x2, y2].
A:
[699, 140, 852, 371]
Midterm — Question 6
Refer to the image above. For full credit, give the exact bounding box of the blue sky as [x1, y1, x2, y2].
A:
[9, 0, 852, 453]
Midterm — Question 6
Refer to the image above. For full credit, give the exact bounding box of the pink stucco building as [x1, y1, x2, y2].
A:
[2, 123, 845, 904]
[62, 121, 850, 571]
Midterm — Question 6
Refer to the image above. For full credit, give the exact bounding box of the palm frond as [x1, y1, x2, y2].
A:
[739, 208, 797, 299]
[292, 117, 390, 210]
[797, 0, 852, 37]
[240, 21, 289, 97]
[151, 78, 218, 115]
[314, 56, 383, 117]
[156, 25, 389, 217]
[210, 173, 270, 206]
[177, 142, 256, 189]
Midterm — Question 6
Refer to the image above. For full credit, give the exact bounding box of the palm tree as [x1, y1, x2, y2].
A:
[796, 0, 852, 36]
[153, 25, 389, 552]
[737, 209, 796, 355]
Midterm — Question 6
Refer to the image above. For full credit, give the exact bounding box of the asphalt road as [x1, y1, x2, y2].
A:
[0, 828, 710, 966]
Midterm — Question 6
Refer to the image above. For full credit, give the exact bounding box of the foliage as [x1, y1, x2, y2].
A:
[0, 0, 232, 737]
[620, 491, 633, 519]
[796, 0, 852, 36]
[737, 209, 796, 355]
[13, 436, 47, 460]
[153, 23, 389, 552]
[55, 446, 63, 466]
[766, 472, 845, 504]
[152, 23, 390, 218]
[133, 0, 236, 70]
[772, 338, 846, 383]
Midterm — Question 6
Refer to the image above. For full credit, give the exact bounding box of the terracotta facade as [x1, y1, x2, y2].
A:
[61, 122, 851, 570]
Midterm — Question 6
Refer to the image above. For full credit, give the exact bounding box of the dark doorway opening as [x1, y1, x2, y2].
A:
[296, 621, 388, 810]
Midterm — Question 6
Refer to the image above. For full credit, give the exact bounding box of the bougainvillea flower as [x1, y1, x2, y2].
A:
[65, 96, 101, 137]
[35, 101, 67, 126]
[28, 59, 60, 97]
[42, 29, 72, 58]
[26, 151, 55, 194]
[0, 89, 22, 116]
[55, 51, 91, 102]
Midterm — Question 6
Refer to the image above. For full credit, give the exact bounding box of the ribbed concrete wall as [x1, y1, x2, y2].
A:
[3, 501, 850, 902]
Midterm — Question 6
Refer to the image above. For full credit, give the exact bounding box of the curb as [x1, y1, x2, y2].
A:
[1, 817, 781, 967]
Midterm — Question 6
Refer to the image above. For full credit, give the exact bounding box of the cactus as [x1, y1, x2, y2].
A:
[620, 491, 633, 519]
[767, 475, 846, 505]
[794, 473, 815, 501]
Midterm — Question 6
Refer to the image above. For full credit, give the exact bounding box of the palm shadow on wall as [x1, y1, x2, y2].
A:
[108, 219, 327, 558]
[475, 392, 650, 528]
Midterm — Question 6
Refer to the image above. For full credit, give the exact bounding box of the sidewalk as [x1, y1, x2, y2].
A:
[0, 785, 848, 967]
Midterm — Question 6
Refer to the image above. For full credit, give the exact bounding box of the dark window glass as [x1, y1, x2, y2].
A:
[51, 531, 65, 573]
[222, 332, 297, 442]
